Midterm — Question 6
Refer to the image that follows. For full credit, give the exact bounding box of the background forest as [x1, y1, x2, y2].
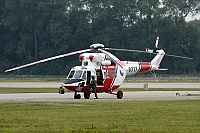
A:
[0, 0, 200, 76]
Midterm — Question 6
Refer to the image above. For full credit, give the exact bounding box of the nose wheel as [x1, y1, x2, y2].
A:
[59, 86, 65, 94]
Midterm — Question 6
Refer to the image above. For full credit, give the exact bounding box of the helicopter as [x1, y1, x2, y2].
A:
[5, 37, 193, 99]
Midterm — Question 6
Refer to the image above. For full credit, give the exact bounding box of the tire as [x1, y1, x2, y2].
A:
[59, 89, 65, 94]
[74, 94, 81, 99]
[117, 90, 123, 99]
[84, 92, 90, 99]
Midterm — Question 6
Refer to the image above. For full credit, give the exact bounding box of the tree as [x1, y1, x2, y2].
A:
[0, 0, 200, 75]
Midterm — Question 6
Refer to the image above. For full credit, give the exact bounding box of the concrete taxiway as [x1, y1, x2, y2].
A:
[0, 91, 199, 102]
[0, 82, 200, 88]
[0, 82, 199, 102]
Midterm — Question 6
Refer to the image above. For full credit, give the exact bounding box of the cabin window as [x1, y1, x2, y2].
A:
[82, 71, 86, 80]
[74, 70, 83, 79]
[105, 72, 109, 78]
[112, 70, 117, 78]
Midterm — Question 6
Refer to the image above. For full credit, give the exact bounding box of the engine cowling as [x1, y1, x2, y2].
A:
[101, 60, 111, 66]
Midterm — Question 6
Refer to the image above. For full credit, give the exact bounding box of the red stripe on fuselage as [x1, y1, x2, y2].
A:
[139, 62, 151, 72]
[64, 85, 120, 93]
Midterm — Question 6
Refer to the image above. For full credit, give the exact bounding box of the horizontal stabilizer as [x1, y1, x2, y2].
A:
[155, 68, 168, 71]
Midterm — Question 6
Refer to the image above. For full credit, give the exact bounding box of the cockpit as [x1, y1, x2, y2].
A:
[67, 70, 86, 80]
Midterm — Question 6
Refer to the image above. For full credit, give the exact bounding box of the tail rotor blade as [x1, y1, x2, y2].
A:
[5, 49, 91, 72]
[155, 36, 159, 48]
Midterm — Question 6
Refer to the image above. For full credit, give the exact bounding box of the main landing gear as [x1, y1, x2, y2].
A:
[84, 92, 90, 99]
[74, 90, 123, 99]
[117, 90, 123, 99]
[74, 91, 81, 99]
[74, 91, 90, 99]
[61, 89, 123, 99]
[107, 90, 123, 99]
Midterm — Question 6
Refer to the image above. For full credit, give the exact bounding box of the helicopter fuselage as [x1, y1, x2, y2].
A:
[63, 53, 126, 93]
[62, 50, 162, 93]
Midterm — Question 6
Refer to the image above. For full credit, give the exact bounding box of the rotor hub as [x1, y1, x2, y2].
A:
[90, 43, 105, 50]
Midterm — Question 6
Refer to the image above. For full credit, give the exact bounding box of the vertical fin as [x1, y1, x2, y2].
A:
[151, 49, 165, 67]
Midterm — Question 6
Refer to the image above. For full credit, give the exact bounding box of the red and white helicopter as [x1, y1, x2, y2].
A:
[5, 37, 193, 99]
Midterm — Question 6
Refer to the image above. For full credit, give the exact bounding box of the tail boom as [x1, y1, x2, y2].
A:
[122, 49, 165, 76]
[122, 61, 152, 76]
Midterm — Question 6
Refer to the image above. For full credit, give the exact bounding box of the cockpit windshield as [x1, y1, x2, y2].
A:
[74, 70, 83, 79]
[68, 70, 75, 78]
[67, 70, 84, 79]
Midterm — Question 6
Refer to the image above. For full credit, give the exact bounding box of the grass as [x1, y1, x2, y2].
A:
[0, 75, 65, 82]
[125, 79, 200, 83]
[119, 88, 200, 92]
[0, 100, 200, 133]
[0, 87, 59, 93]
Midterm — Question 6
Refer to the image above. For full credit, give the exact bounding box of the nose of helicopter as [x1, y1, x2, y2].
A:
[64, 79, 84, 84]
[63, 79, 85, 91]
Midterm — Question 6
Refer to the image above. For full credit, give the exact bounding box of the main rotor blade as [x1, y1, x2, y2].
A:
[164, 53, 193, 60]
[5, 49, 91, 72]
[105, 48, 193, 60]
[105, 48, 147, 53]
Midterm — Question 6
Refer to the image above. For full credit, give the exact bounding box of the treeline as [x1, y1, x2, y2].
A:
[0, 0, 200, 75]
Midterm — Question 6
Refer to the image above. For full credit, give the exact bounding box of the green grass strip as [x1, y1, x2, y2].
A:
[0, 100, 200, 133]
[0, 87, 59, 93]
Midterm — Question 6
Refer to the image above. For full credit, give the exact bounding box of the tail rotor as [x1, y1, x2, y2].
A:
[145, 36, 160, 54]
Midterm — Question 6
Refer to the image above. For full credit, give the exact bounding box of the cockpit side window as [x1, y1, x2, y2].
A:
[82, 71, 86, 80]
[73, 70, 83, 79]
[68, 70, 75, 78]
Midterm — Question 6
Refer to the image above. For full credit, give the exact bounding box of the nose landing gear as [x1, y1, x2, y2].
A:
[59, 85, 65, 94]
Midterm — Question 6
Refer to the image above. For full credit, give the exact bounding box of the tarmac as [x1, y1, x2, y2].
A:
[0, 82, 199, 102]
[0, 91, 199, 102]
[0, 82, 200, 88]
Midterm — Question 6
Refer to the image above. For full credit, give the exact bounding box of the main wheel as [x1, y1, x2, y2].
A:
[84, 92, 90, 99]
[117, 90, 123, 99]
[74, 94, 81, 99]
